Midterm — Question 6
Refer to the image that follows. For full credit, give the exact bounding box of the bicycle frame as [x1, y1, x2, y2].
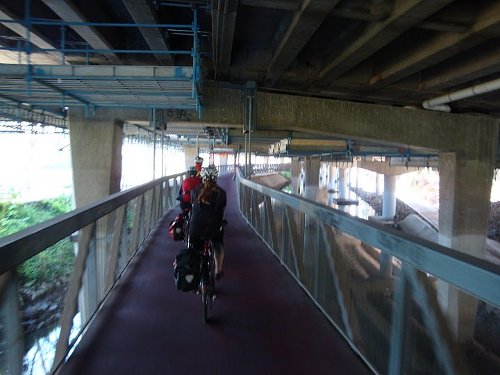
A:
[182, 209, 191, 248]
[200, 239, 215, 323]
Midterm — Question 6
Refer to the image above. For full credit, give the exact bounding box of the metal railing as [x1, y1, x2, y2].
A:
[236, 168, 500, 375]
[251, 163, 291, 174]
[0, 172, 185, 374]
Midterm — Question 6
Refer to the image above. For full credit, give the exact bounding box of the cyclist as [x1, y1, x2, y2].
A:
[179, 166, 201, 213]
[194, 155, 204, 175]
[189, 164, 227, 280]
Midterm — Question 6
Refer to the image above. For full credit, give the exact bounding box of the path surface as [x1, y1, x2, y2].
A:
[60, 174, 371, 375]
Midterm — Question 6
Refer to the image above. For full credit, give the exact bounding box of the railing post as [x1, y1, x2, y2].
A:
[52, 223, 96, 372]
[388, 269, 410, 375]
[107, 205, 127, 290]
[1, 272, 23, 375]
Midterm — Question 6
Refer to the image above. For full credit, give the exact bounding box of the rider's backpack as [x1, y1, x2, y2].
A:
[169, 214, 185, 241]
[173, 248, 200, 292]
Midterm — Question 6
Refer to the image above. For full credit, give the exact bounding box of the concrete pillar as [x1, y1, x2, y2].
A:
[291, 157, 301, 195]
[338, 166, 349, 199]
[354, 161, 359, 191]
[328, 163, 336, 191]
[220, 153, 228, 168]
[437, 152, 495, 343]
[303, 157, 321, 292]
[382, 174, 397, 219]
[184, 145, 198, 171]
[69, 107, 125, 323]
[303, 157, 320, 200]
[380, 174, 397, 276]
[69, 108, 124, 207]
[376, 173, 382, 196]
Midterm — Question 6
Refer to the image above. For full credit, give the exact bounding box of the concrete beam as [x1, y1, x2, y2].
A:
[419, 46, 500, 91]
[266, 0, 340, 84]
[313, 0, 454, 86]
[123, 0, 174, 65]
[269, 137, 346, 155]
[369, 1, 500, 87]
[213, 0, 238, 77]
[41, 0, 121, 64]
[240, 0, 300, 10]
[0, 6, 63, 64]
[358, 160, 418, 176]
[200, 86, 499, 162]
[330, 0, 391, 22]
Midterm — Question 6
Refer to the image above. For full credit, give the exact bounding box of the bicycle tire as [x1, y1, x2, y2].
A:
[203, 290, 209, 323]
[202, 240, 216, 324]
[182, 213, 191, 248]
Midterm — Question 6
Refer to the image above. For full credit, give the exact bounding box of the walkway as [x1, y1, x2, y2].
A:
[59, 174, 371, 375]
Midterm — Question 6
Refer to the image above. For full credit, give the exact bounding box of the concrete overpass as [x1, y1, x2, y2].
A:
[0, 1, 500, 373]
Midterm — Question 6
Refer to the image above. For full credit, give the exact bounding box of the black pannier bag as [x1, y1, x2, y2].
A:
[173, 248, 201, 292]
[169, 214, 185, 241]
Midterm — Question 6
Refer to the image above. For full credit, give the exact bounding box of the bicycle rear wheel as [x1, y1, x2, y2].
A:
[202, 290, 209, 323]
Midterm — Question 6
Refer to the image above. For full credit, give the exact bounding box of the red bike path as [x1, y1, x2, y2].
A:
[60, 174, 372, 375]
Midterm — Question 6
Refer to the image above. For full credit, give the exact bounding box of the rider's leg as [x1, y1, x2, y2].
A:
[214, 241, 224, 277]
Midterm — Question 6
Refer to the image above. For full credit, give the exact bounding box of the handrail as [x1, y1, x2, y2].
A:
[238, 173, 500, 307]
[0, 172, 183, 275]
[0, 171, 185, 374]
[236, 167, 500, 375]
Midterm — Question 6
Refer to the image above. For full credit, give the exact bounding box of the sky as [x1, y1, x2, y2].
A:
[0, 130, 186, 203]
[1, 129, 500, 205]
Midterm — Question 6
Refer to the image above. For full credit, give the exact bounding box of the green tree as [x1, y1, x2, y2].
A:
[0, 196, 75, 287]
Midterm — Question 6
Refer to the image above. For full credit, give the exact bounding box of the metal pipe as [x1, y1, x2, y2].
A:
[423, 77, 500, 112]
[21, 47, 192, 55]
[152, 109, 156, 179]
[25, 19, 193, 29]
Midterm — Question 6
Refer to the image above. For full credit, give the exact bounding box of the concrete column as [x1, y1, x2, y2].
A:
[69, 107, 125, 323]
[303, 157, 321, 292]
[291, 157, 301, 195]
[376, 173, 382, 196]
[380, 174, 397, 276]
[382, 174, 397, 219]
[338, 166, 349, 199]
[354, 161, 359, 191]
[184, 145, 198, 170]
[303, 157, 320, 200]
[69, 108, 124, 207]
[220, 153, 228, 168]
[328, 163, 336, 191]
[437, 152, 495, 343]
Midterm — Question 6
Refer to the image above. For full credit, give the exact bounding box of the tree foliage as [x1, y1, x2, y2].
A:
[0, 196, 75, 286]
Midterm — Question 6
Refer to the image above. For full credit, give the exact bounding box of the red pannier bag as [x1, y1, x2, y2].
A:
[169, 214, 185, 241]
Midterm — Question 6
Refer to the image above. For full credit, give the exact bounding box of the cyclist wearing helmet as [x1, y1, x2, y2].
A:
[189, 164, 227, 279]
[194, 155, 204, 174]
[179, 166, 201, 212]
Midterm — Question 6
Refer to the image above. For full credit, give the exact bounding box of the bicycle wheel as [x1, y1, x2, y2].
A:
[201, 253, 210, 323]
[182, 213, 191, 248]
[202, 289, 209, 323]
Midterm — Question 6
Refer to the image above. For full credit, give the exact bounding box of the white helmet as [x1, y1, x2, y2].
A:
[201, 164, 218, 182]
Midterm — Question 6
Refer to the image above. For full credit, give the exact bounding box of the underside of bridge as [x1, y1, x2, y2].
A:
[1, 2, 500, 370]
[0, 0, 499, 161]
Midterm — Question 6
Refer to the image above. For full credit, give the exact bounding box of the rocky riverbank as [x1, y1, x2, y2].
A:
[20, 278, 68, 336]
[352, 188, 500, 243]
